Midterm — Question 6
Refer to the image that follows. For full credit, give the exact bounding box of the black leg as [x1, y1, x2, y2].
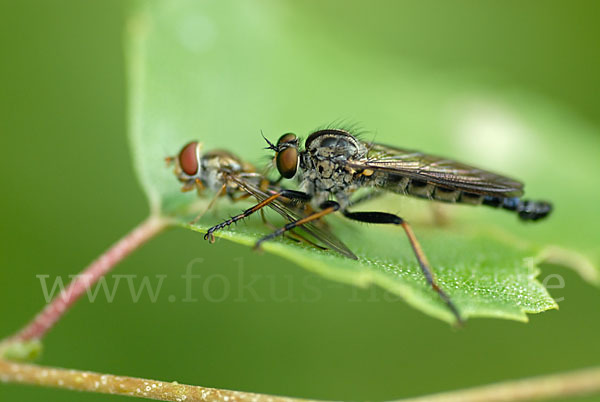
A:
[254, 201, 340, 250]
[204, 189, 311, 242]
[342, 209, 463, 325]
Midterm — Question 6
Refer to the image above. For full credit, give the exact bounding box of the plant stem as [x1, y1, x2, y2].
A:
[6, 215, 169, 342]
[0, 359, 308, 402]
[2, 360, 600, 402]
[398, 366, 600, 402]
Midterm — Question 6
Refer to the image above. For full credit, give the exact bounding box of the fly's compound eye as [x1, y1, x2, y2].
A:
[178, 141, 199, 176]
[276, 147, 298, 179]
[271, 133, 298, 178]
[277, 133, 297, 146]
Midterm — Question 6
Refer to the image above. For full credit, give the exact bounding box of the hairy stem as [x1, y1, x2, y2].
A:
[0, 359, 308, 402]
[398, 366, 600, 402]
[6, 215, 169, 342]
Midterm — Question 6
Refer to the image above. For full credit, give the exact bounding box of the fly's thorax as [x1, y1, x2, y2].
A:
[300, 129, 367, 196]
[300, 150, 362, 196]
[304, 129, 367, 161]
[199, 150, 247, 193]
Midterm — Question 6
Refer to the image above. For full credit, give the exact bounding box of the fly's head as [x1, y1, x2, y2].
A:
[166, 141, 205, 192]
[264, 132, 301, 180]
[201, 150, 248, 192]
[167, 141, 224, 194]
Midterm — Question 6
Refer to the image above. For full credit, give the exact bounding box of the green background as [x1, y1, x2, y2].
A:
[1, 1, 599, 401]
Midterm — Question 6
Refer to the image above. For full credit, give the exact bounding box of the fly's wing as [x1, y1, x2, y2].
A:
[231, 175, 358, 260]
[349, 142, 524, 197]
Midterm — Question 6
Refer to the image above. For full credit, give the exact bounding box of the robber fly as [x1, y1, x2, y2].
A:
[166, 141, 356, 258]
[205, 128, 553, 324]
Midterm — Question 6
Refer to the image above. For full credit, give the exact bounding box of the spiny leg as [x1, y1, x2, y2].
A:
[253, 201, 340, 250]
[204, 189, 312, 242]
[341, 210, 463, 325]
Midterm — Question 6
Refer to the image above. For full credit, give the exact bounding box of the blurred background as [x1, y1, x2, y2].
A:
[1, 1, 599, 401]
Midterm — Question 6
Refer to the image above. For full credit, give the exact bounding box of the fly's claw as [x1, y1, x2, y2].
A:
[203, 231, 216, 243]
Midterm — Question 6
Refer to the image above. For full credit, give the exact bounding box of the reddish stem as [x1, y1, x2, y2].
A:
[9, 215, 168, 342]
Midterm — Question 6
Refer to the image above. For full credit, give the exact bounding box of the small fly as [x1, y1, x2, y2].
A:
[167, 141, 356, 258]
[206, 128, 553, 324]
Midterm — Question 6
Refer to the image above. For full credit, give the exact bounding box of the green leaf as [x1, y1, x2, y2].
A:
[125, 0, 599, 323]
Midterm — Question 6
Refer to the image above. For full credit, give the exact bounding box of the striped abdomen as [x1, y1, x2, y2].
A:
[374, 173, 552, 221]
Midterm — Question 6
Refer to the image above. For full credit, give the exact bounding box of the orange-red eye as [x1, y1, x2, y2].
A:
[276, 147, 298, 179]
[277, 133, 297, 145]
[178, 142, 199, 176]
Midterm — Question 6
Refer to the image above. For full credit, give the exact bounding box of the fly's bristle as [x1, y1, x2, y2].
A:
[316, 120, 369, 139]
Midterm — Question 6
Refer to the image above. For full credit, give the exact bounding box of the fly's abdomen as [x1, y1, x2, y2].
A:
[404, 179, 477, 204]
[483, 196, 552, 221]
[378, 176, 551, 220]
[380, 176, 482, 204]
[423, 184, 483, 205]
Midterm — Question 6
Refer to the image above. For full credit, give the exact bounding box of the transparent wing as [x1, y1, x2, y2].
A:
[349, 142, 524, 197]
[231, 175, 358, 260]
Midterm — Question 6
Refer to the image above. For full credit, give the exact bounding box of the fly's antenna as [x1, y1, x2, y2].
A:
[258, 146, 283, 183]
[261, 130, 278, 151]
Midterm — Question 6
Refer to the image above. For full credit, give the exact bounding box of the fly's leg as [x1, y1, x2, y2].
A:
[253, 201, 339, 250]
[204, 189, 311, 243]
[288, 232, 328, 251]
[189, 183, 227, 225]
[201, 188, 321, 248]
[177, 178, 203, 193]
[342, 209, 463, 326]
[232, 193, 252, 202]
[259, 209, 327, 250]
[258, 209, 298, 242]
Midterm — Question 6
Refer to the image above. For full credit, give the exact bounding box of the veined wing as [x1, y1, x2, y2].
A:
[349, 142, 524, 197]
[231, 175, 358, 260]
